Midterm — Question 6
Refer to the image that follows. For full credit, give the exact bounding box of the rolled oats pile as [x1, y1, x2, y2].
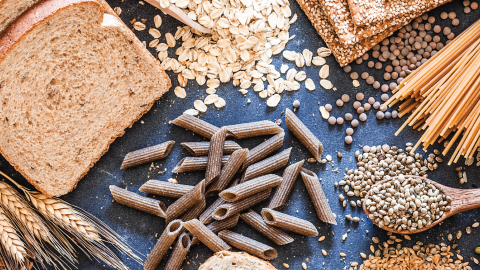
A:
[136, 0, 334, 113]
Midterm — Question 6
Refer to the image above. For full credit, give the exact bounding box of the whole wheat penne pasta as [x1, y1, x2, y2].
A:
[178, 196, 206, 236]
[268, 160, 305, 210]
[220, 174, 282, 202]
[218, 230, 278, 260]
[172, 156, 230, 173]
[110, 185, 166, 217]
[301, 169, 337, 225]
[144, 219, 183, 270]
[180, 196, 206, 222]
[199, 196, 225, 224]
[181, 141, 241, 156]
[206, 149, 249, 196]
[240, 209, 294, 245]
[120, 141, 175, 169]
[226, 120, 283, 139]
[166, 180, 205, 224]
[212, 189, 271, 220]
[285, 108, 323, 162]
[261, 208, 318, 237]
[205, 127, 228, 185]
[241, 132, 285, 171]
[192, 213, 240, 245]
[182, 219, 231, 253]
[164, 232, 191, 270]
[171, 113, 220, 139]
[242, 148, 291, 182]
[199, 179, 239, 224]
[139, 180, 193, 198]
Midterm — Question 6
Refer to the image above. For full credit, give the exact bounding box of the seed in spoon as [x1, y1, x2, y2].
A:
[365, 175, 451, 232]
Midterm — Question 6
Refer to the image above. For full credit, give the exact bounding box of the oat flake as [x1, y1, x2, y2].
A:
[320, 79, 333, 89]
[174, 86, 186, 98]
[194, 100, 207, 112]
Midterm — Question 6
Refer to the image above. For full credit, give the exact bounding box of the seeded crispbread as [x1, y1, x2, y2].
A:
[199, 251, 277, 270]
[296, 0, 452, 66]
[0, 0, 170, 196]
[320, 0, 452, 45]
[347, 0, 452, 27]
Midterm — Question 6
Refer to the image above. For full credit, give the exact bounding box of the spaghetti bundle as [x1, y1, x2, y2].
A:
[383, 18, 480, 165]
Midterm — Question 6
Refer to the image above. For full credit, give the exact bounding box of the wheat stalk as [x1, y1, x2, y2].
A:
[0, 208, 27, 264]
[0, 182, 50, 243]
[27, 192, 100, 242]
[0, 171, 141, 270]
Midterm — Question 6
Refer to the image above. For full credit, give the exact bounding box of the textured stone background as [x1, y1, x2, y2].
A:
[1, 0, 479, 269]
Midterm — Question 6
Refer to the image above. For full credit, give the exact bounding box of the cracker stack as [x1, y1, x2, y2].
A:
[296, 0, 453, 66]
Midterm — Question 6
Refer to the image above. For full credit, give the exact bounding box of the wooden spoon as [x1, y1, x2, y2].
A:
[363, 175, 480, 234]
[144, 0, 211, 34]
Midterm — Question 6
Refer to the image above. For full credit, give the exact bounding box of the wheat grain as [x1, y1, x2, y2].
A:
[0, 208, 27, 264]
[0, 182, 49, 243]
[26, 192, 99, 241]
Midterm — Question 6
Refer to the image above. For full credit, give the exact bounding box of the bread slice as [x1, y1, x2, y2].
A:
[199, 251, 277, 270]
[0, 0, 171, 196]
[0, 0, 115, 35]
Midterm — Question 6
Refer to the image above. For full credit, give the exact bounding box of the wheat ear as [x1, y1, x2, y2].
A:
[0, 182, 50, 243]
[27, 192, 100, 242]
[0, 208, 27, 264]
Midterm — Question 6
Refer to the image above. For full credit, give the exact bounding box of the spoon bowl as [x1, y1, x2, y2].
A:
[363, 175, 480, 234]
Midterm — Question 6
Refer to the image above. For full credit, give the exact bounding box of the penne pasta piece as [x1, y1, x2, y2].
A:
[261, 208, 318, 237]
[212, 189, 271, 220]
[241, 132, 285, 171]
[139, 180, 193, 198]
[242, 148, 291, 182]
[171, 113, 220, 139]
[199, 179, 239, 224]
[285, 108, 323, 162]
[192, 214, 240, 245]
[218, 230, 277, 260]
[220, 174, 282, 202]
[301, 169, 337, 225]
[205, 127, 228, 185]
[199, 196, 226, 225]
[268, 160, 305, 210]
[180, 195, 206, 222]
[240, 209, 294, 245]
[226, 120, 284, 139]
[110, 185, 166, 217]
[181, 141, 241, 156]
[172, 156, 230, 173]
[120, 141, 175, 169]
[206, 149, 249, 197]
[164, 232, 191, 270]
[144, 219, 183, 270]
[182, 219, 231, 253]
[166, 180, 205, 224]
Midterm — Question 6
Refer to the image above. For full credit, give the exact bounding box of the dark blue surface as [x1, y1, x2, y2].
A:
[1, 0, 480, 269]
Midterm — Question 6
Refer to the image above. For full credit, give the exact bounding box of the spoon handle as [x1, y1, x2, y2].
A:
[144, 0, 211, 34]
[447, 187, 480, 215]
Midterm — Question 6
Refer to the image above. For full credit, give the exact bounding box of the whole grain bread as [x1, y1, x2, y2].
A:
[199, 251, 277, 270]
[0, 0, 171, 196]
[0, 0, 115, 35]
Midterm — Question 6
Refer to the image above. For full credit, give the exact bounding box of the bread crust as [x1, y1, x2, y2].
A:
[0, 0, 171, 196]
[199, 251, 277, 270]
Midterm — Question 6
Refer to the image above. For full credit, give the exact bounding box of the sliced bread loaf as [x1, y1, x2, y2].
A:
[0, 0, 171, 196]
[0, 0, 115, 35]
[199, 251, 277, 270]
